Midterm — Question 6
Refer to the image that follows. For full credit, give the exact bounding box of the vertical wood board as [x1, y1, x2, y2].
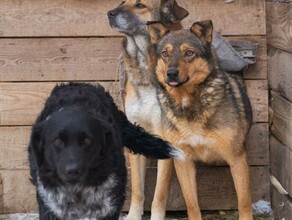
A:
[270, 135, 292, 196]
[271, 91, 292, 150]
[267, 2, 292, 53]
[268, 48, 292, 102]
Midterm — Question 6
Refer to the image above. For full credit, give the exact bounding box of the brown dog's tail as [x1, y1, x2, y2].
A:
[117, 110, 184, 160]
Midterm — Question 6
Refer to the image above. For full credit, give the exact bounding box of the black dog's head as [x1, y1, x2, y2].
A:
[30, 107, 117, 185]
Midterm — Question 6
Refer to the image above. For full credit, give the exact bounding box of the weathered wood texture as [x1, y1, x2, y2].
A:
[0, 0, 265, 37]
[270, 136, 292, 197]
[0, 0, 269, 215]
[0, 170, 36, 214]
[0, 38, 121, 82]
[268, 48, 292, 102]
[0, 123, 269, 172]
[0, 167, 270, 213]
[272, 186, 292, 220]
[0, 80, 268, 126]
[246, 80, 269, 123]
[271, 91, 292, 151]
[0, 82, 121, 126]
[124, 166, 270, 211]
[0, 37, 266, 82]
[266, 1, 292, 53]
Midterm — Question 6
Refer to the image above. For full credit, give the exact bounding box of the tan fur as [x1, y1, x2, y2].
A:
[108, 1, 189, 219]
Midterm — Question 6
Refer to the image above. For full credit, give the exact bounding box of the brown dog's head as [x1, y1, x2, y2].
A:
[107, 0, 188, 35]
[148, 20, 214, 89]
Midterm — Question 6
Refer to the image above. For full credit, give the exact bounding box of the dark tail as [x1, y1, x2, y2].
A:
[117, 110, 184, 160]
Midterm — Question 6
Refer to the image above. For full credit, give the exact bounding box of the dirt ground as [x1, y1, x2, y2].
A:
[0, 211, 274, 220]
[144, 211, 274, 220]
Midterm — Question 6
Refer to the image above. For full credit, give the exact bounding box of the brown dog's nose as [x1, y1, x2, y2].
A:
[107, 9, 118, 17]
[167, 69, 179, 80]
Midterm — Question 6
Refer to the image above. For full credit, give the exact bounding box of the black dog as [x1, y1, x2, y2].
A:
[28, 82, 183, 220]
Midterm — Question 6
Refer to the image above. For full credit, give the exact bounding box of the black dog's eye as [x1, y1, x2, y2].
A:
[161, 50, 169, 58]
[135, 3, 146, 9]
[53, 138, 65, 148]
[185, 50, 195, 57]
[83, 138, 92, 146]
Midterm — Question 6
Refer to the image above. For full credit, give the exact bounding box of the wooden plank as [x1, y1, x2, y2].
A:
[0, 0, 265, 37]
[244, 61, 267, 80]
[271, 186, 292, 220]
[0, 80, 268, 126]
[0, 38, 122, 82]
[271, 91, 292, 150]
[181, 0, 266, 36]
[0, 127, 30, 170]
[245, 123, 269, 165]
[0, 36, 266, 82]
[268, 48, 292, 102]
[123, 166, 270, 211]
[0, 123, 269, 171]
[0, 170, 37, 214]
[0, 0, 117, 37]
[0, 166, 269, 213]
[0, 82, 121, 126]
[246, 80, 269, 123]
[267, 2, 292, 53]
[270, 136, 292, 197]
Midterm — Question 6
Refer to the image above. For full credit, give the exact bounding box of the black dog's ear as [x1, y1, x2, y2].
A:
[190, 20, 213, 45]
[160, 0, 189, 24]
[29, 122, 45, 168]
[147, 21, 169, 44]
[97, 118, 119, 155]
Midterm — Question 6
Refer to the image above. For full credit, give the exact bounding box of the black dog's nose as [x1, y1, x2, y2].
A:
[167, 69, 179, 80]
[65, 163, 81, 177]
[107, 9, 118, 17]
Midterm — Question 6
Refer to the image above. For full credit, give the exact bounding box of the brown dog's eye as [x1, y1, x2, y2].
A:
[185, 50, 195, 57]
[135, 3, 146, 9]
[161, 50, 169, 58]
[53, 138, 65, 148]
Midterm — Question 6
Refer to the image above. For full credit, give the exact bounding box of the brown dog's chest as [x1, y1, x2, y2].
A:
[163, 114, 235, 163]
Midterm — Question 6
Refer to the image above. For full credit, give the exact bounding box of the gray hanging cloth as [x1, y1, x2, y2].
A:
[212, 32, 258, 72]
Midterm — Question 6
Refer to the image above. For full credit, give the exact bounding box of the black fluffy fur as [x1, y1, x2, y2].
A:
[28, 82, 180, 220]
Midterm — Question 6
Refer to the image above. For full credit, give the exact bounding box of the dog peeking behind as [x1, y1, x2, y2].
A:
[147, 21, 253, 220]
[107, 1, 188, 219]
[28, 83, 183, 220]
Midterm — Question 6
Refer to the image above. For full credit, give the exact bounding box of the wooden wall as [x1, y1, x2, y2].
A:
[267, 1, 292, 219]
[0, 0, 269, 214]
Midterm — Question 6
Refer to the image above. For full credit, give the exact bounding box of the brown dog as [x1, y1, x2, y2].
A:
[147, 20, 253, 220]
[107, 1, 188, 219]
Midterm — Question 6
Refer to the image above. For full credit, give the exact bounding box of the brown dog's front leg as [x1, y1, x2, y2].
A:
[126, 154, 147, 220]
[151, 159, 174, 220]
[174, 158, 202, 220]
[229, 152, 253, 220]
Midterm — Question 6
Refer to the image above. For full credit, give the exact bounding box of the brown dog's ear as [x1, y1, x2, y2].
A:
[147, 21, 169, 44]
[190, 20, 213, 45]
[160, 0, 189, 24]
